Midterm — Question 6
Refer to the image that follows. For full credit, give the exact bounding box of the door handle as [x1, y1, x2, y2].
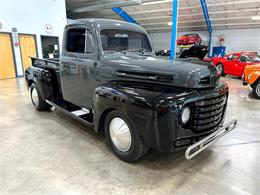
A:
[69, 64, 76, 68]
[64, 63, 76, 69]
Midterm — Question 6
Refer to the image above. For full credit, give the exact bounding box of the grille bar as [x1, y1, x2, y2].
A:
[193, 112, 223, 125]
[195, 100, 225, 113]
[191, 94, 227, 133]
[194, 95, 225, 107]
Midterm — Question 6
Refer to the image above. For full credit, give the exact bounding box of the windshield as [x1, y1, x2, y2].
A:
[250, 55, 260, 62]
[240, 54, 260, 62]
[100, 29, 152, 52]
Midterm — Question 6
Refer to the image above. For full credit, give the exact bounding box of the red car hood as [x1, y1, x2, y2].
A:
[178, 36, 189, 40]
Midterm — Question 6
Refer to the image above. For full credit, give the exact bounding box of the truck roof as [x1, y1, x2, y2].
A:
[67, 18, 148, 34]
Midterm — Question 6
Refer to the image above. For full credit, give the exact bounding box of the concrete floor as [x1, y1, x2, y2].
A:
[0, 77, 260, 195]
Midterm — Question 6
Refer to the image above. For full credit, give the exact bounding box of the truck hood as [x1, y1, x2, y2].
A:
[102, 53, 220, 89]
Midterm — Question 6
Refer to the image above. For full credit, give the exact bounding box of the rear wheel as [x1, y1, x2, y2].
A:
[30, 83, 51, 111]
[252, 81, 260, 99]
[216, 63, 225, 76]
[105, 110, 149, 162]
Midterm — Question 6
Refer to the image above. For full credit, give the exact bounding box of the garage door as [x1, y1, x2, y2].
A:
[19, 34, 37, 72]
[0, 33, 16, 79]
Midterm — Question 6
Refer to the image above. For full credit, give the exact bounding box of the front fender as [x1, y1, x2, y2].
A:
[93, 81, 194, 152]
[250, 71, 260, 85]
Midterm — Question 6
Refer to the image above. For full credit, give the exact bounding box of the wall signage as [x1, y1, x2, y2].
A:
[11, 27, 19, 47]
[45, 24, 53, 34]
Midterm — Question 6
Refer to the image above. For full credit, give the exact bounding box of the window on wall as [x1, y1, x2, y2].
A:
[41, 36, 60, 58]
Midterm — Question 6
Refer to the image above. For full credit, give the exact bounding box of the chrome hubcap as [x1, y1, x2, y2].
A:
[109, 117, 132, 152]
[31, 88, 39, 106]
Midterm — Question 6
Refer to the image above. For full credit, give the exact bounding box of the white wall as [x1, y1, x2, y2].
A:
[211, 28, 260, 54]
[0, 0, 67, 76]
[150, 28, 260, 55]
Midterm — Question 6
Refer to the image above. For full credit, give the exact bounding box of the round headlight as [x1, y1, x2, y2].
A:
[248, 73, 252, 80]
[181, 107, 191, 124]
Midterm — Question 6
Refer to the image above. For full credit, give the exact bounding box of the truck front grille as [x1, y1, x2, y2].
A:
[190, 94, 227, 133]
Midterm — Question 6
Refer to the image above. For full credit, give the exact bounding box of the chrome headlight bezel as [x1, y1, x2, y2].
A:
[180, 107, 191, 125]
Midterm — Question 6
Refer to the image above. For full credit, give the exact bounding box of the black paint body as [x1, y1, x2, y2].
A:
[25, 19, 228, 153]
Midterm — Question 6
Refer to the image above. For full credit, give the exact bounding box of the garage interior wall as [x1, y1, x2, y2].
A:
[150, 28, 260, 54]
[0, 0, 67, 77]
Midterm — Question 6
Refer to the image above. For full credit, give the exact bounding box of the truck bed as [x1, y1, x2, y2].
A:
[31, 57, 60, 70]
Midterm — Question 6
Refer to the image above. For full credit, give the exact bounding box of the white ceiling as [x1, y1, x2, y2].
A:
[66, 0, 260, 32]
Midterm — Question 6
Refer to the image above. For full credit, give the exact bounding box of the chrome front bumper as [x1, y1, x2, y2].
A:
[185, 119, 238, 160]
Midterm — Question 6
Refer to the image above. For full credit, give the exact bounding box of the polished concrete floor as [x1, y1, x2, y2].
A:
[0, 77, 260, 195]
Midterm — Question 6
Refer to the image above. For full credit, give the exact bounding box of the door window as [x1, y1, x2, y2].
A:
[66, 28, 86, 53]
[227, 55, 239, 61]
[66, 28, 95, 54]
[240, 55, 250, 62]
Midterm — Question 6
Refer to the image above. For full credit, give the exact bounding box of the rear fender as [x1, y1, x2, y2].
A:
[28, 67, 54, 100]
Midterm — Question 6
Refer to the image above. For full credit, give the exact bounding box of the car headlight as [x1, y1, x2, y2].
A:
[248, 73, 252, 80]
[180, 107, 191, 124]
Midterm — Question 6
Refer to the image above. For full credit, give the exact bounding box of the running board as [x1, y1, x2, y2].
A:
[185, 119, 238, 160]
[46, 99, 93, 127]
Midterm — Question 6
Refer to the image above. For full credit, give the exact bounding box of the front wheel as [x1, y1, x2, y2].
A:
[105, 110, 149, 162]
[216, 63, 225, 76]
[252, 81, 260, 99]
[30, 83, 51, 111]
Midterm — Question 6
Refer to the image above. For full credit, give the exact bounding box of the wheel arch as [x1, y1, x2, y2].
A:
[216, 62, 225, 75]
[96, 108, 117, 135]
[28, 79, 35, 87]
[92, 82, 153, 140]
[252, 76, 260, 87]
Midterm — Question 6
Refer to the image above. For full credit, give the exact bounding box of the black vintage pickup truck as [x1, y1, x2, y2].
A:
[25, 18, 237, 162]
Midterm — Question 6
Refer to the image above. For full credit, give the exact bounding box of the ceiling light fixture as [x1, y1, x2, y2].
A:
[167, 22, 172, 26]
[142, 0, 172, 6]
[252, 15, 260, 20]
[252, 7, 260, 20]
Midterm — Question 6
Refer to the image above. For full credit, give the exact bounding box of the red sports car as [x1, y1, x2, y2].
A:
[211, 51, 260, 77]
[177, 33, 202, 46]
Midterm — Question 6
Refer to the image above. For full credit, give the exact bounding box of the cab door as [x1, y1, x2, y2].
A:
[238, 55, 249, 76]
[225, 54, 239, 76]
[60, 25, 98, 108]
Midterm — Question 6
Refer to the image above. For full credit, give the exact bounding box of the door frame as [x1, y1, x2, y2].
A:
[0, 31, 18, 78]
[40, 35, 60, 58]
[18, 33, 38, 75]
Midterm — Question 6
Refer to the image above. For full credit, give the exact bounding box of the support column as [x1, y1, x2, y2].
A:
[170, 0, 179, 60]
[200, 0, 212, 57]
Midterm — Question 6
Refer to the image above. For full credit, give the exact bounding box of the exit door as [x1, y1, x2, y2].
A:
[0, 33, 16, 79]
[19, 34, 37, 72]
